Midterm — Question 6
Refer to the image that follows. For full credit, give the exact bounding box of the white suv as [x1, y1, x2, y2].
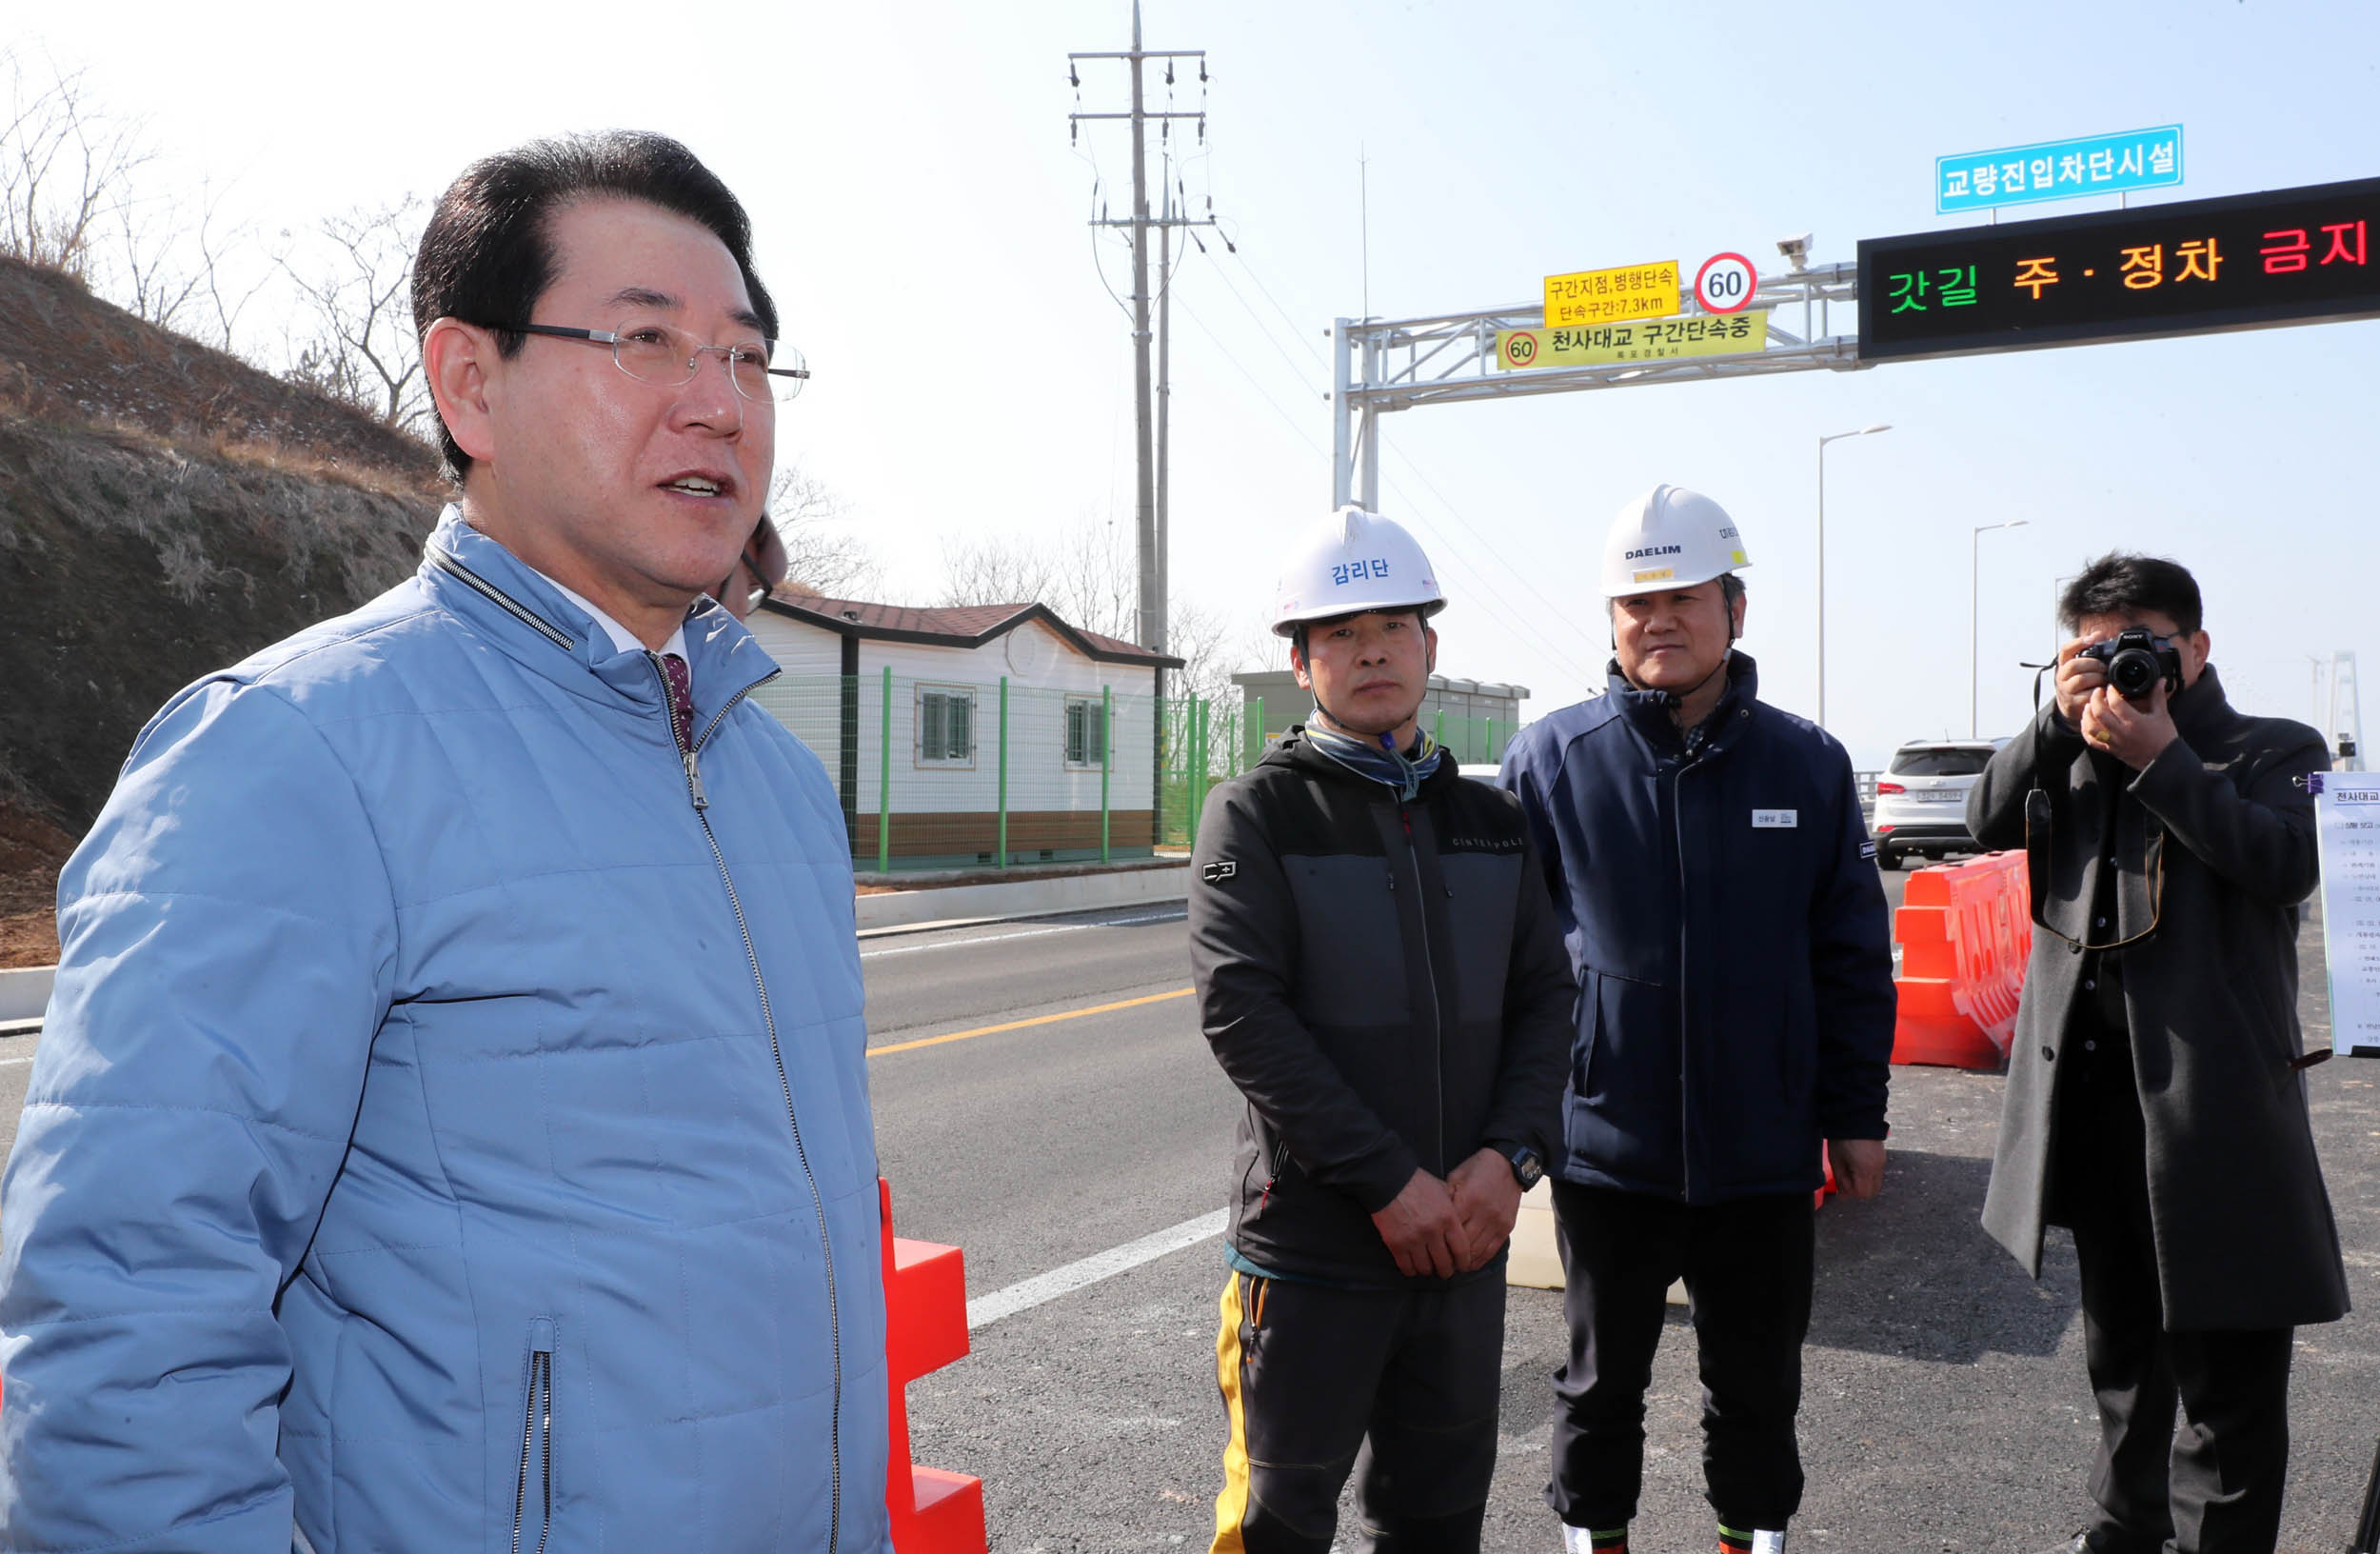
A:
[1872, 740, 2001, 870]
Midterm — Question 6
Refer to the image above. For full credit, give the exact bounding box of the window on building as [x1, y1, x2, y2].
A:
[1064, 696, 1106, 767]
[917, 687, 975, 766]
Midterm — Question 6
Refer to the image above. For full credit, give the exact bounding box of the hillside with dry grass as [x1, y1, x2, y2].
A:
[1, 253, 445, 966]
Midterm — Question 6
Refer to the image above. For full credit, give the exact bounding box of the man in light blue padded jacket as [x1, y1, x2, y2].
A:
[0, 132, 890, 1552]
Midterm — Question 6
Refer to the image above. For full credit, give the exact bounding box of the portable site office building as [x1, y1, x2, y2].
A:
[739, 593, 1184, 870]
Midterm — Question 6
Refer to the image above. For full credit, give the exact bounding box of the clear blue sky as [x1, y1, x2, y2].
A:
[28, 0, 2378, 766]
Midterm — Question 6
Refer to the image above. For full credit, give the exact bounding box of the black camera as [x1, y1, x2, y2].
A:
[2080, 627, 2184, 702]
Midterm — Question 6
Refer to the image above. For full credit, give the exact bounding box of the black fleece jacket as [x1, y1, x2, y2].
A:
[1188, 729, 1577, 1286]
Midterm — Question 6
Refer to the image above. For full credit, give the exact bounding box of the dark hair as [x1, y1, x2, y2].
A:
[411, 130, 778, 483]
[2057, 552, 2202, 636]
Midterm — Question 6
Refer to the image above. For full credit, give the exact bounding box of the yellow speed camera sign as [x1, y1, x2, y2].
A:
[1543, 261, 1680, 328]
[1497, 311, 1769, 370]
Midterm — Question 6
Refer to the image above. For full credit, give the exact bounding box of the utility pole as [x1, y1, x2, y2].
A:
[1157, 192, 1172, 613]
[1069, 2, 1211, 653]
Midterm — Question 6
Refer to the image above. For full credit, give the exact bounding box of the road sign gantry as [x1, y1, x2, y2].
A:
[1331, 260, 1862, 508]
[1333, 175, 2380, 509]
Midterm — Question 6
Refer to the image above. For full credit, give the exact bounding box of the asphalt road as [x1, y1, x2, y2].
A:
[863, 905, 1235, 1299]
[3, 883, 2376, 1554]
[872, 884, 2380, 1554]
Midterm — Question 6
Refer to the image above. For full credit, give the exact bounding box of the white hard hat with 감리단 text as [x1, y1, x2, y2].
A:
[1599, 484, 1752, 598]
[1270, 506, 1448, 637]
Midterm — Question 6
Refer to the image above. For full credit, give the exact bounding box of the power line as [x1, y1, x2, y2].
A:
[1227, 240, 1330, 371]
[1205, 245, 1598, 674]
[1200, 246, 1331, 391]
[1169, 295, 1596, 685]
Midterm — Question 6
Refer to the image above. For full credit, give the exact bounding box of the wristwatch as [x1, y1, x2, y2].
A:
[1493, 1142, 1545, 1190]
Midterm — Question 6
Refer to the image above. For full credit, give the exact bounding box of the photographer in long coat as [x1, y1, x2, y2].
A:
[1969, 552, 2347, 1554]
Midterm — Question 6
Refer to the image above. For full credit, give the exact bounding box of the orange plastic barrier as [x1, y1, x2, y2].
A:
[879, 1179, 987, 1553]
[1891, 850, 2032, 1068]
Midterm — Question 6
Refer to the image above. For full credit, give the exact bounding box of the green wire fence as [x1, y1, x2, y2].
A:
[741, 674, 1527, 871]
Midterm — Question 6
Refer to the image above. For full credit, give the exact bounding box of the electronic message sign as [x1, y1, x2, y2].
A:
[1858, 176, 2380, 363]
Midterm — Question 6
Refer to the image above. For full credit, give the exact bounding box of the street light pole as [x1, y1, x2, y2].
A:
[1972, 518, 2030, 738]
[1815, 424, 1891, 727]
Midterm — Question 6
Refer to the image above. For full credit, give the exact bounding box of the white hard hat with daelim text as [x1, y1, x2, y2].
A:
[1600, 485, 1751, 598]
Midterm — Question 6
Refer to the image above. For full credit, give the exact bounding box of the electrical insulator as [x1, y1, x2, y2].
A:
[1069, 67, 1079, 88]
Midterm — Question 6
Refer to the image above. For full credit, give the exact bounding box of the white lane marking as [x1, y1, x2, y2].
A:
[965, 1208, 1227, 1330]
[0, 1056, 30, 1066]
[860, 908, 1185, 960]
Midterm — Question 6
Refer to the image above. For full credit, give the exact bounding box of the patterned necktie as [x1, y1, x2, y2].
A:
[661, 652, 696, 750]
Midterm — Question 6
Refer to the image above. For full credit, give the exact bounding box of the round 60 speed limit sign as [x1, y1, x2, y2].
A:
[1695, 252, 1756, 314]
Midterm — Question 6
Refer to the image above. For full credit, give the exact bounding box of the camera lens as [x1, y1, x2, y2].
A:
[2108, 648, 2159, 700]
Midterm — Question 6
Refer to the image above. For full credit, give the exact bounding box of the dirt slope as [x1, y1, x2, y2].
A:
[1, 254, 445, 966]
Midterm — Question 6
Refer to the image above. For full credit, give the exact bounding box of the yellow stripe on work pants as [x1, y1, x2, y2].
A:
[1211, 1272, 1253, 1554]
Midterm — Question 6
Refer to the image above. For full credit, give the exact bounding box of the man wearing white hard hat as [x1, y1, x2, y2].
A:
[1189, 506, 1577, 1553]
[1497, 486, 1895, 1554]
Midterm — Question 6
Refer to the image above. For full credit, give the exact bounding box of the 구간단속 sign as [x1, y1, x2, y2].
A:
[1497, 311, 1769, 371]
[1857, 176, 2380, 364]
[1937, 126, 2182, 215]
[1543, 261, 1679, 329]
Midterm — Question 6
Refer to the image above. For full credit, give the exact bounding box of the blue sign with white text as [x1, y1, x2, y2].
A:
[1936, 126, 2183, 214]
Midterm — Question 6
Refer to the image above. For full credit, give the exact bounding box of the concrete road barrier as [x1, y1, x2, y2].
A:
[1510, 1153, 1836, 1300]
[0, 966, 54, 1023]
[855, 864, 1190, 933]
[1507, 1180, 1691, 1306]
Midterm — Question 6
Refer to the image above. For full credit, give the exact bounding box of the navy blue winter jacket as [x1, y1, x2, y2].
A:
[1497, 654, 1894, 1203]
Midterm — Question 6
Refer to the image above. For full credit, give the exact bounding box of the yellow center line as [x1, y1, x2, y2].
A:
[866, 986, 1195, 1058]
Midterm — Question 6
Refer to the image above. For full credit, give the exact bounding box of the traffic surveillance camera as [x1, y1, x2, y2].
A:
[1776, 233, 1812, 270]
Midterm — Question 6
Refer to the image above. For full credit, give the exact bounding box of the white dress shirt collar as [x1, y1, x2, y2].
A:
[530, 569, 690, 666]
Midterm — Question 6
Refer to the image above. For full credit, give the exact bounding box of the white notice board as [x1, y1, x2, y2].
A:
[2312, 772, 2380, 1057]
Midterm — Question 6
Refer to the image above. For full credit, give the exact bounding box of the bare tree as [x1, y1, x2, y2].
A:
[938, 516, 1150, 637]
[0, 51, 268, 355]
[1167, 598, 1266, 707]
[768, 466, 879, 597]
[109, 193, 203, 331]
[181, 183, 268, 351]
[936, 530, 1061, 611]
[0, 48, 149, 279]
[279, 197, 431, 432]
[935, 518, 1267, 703]
[1046, 520, 1139, 642]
